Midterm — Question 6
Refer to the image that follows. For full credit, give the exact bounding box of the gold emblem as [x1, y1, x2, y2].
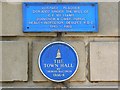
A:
[56, 49, 61, 59]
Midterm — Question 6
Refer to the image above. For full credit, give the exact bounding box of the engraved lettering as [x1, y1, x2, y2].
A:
[26, 3, 97, 32]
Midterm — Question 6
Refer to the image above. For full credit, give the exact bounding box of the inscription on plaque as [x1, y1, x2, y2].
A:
[23, 3, 98, 32]
[38, 42, 79, 82]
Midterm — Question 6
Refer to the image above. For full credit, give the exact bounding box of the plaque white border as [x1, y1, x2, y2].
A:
[38, 41, 79, 82]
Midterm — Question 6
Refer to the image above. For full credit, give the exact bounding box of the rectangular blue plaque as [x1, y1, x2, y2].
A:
[23, 3, 98, 32]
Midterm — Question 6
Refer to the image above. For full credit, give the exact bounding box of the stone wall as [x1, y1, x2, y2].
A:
[0, 1, 119, 88]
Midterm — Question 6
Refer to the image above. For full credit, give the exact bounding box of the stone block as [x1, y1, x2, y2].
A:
[0, 2, 2, 36]
[90, 42, 118, 81]
[0, 41, 28, 82]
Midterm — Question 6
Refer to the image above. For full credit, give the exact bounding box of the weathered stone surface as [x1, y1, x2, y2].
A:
[0, 41, 28, 82]
[90, 42, 118, 81]
[32, 41, 86, 82]
[2, 2, 22, 36]
[0, 2, 2, 36]
[68, 41, 86, 82]
[62, 0, 98, 2]
[62, 0, 119, 2]
[0, 42, 2, 81]
[32, 41, 50, 82]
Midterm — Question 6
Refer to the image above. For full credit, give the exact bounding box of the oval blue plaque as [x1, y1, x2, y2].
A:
[38, 41, 79, 82]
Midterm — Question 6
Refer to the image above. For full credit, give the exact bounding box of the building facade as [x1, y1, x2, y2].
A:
[0, 0, 119, 89]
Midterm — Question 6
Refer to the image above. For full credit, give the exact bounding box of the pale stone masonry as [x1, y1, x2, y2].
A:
[0, 2, 2, 36]
[0, 41, 28, 81]
[0, 42, 2, 81]
[90, 42, 118, 81]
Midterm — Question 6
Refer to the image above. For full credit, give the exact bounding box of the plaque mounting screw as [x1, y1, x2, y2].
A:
[25, 4, 29, 8]
[25, 4, 27, 6]
[91, 4, 95, 6]
[27, 27, 29, 29]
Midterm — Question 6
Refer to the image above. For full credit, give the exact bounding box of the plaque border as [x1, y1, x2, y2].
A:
[38, 41, 79, 82]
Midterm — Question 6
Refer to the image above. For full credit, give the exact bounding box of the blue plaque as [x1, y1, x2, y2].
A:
[38, 42, 79, 82]
[23, 3, 98, 32]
